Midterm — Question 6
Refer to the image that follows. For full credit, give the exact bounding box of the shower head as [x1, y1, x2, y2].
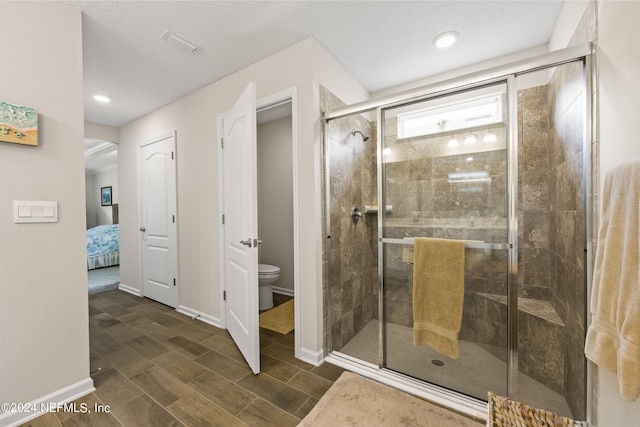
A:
[351, 129, 370, 141]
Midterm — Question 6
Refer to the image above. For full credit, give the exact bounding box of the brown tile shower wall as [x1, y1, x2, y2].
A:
[511, 69, 586, 414]
[557, 6, 593, 418]
[382, 117, 509, 339]
[321, 59, 588, 414]
[548, 61, 587, 418]
[497, 78, 586, 412]
[380, 80, 585, 413]
[321, 86, 378, 352]
[516, 86, 567, 395]
[518, 86, 552, 300]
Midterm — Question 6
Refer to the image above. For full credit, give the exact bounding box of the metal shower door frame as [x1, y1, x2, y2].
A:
[323, 42, 594, 419]
[374, 76, 517, 395]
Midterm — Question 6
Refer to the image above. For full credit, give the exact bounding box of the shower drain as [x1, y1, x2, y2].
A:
[430, 359, 446, 367]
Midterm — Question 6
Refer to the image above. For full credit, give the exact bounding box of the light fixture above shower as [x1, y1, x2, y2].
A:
[351, 129, 370, 141]
[483, 131, 498, 143]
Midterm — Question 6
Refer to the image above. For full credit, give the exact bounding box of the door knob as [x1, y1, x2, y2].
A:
[240, 238, 252, 247]
[140, 227, 146, 232]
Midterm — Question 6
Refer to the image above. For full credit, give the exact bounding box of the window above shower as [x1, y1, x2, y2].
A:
[383, 84, 507, 166]
[396, 90, 504, 139]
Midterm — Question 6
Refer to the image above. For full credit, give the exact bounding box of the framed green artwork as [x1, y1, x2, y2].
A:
[0, 101, 38, 146]
[101, 186, 112, 206]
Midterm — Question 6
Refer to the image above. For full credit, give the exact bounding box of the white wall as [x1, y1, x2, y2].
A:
[594, 1, 640, 425]
[86, 169, 119, 229]
[118, 38, 369, 361]
[118, 37, 313, 327]
[84, 121, 120, 229]
[258, 116, 294, 293]
[549, 0, 590, 52]
[0, 0, 92, 417]
[373, 1, 592, 102]
[85, 120, 120, 144]
[94, 169, 119, 226]
[85, 173, 97, 228]
[373, 46, 549, 100]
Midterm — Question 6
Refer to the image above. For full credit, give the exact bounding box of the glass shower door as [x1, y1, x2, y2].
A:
[380, 82, 511, 400]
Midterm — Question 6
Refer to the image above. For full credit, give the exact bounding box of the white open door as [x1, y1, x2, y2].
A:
[220, 82, 260, 374]
[138, 132, 179, 308]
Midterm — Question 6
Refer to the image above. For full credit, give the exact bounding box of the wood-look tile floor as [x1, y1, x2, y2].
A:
[22, 290, 344, 427]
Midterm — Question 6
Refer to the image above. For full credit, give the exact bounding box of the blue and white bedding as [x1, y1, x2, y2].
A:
[87, 224, 120, 270]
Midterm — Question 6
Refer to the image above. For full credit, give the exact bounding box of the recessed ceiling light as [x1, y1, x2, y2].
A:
[433, 31, 459, 49]
[93, 95, 110, 103]
[464, 134, 477, 145]
[448, 138, 459, 147]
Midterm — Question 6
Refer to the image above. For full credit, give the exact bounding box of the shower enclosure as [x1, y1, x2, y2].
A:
[322, 45, 592, 420]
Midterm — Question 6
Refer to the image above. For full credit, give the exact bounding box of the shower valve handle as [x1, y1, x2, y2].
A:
[351, 206, 363, 224]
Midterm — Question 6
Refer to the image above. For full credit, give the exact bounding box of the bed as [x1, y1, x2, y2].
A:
[87, 224, 120, 270]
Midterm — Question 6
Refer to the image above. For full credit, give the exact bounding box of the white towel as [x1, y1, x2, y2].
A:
[584, 157, 640, 401]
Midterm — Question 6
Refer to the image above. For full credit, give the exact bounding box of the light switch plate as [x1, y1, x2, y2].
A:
[14, 201, 58, 223]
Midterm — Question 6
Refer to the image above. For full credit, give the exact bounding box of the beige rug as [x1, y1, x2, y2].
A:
[259, 299, 294, 334]
[298, 372, 484, 427]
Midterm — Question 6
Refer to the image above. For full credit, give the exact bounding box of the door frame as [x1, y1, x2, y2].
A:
[218, 86, 300, 359]
[137, 130, 179, 306]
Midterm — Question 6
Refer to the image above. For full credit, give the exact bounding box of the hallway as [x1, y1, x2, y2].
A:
[22, 290, 344, 426]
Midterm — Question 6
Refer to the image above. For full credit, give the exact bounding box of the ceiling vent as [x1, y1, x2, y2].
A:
[160, 30, 201, 54]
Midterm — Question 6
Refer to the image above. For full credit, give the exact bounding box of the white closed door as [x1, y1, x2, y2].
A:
[139, 132, 178, 308]
[221, 82, 260, 374]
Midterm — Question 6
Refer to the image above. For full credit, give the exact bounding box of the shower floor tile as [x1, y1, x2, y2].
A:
[340, 319, 573, 418]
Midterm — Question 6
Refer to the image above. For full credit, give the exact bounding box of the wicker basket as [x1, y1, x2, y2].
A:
[487, 392, 588, 427]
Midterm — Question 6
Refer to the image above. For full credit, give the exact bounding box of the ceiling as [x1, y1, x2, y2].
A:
[73, 0, 565, 171]
[84, 138, 117, 174]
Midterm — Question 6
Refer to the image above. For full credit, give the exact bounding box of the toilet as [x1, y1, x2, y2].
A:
[258, 264, 280, 311]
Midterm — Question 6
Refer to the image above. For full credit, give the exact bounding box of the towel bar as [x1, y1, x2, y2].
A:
[381, 237, 511, 250]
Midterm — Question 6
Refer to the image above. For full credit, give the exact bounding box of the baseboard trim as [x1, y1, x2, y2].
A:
[176, 305, 224, 329]
[272, 286, 294, 297]
[299, 347, 324, 367]
[118, 283, 141, 297]
[0, 377, 95, 427]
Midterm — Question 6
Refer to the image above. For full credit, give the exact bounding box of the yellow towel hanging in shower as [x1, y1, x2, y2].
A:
[412, 237, 465, 359]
